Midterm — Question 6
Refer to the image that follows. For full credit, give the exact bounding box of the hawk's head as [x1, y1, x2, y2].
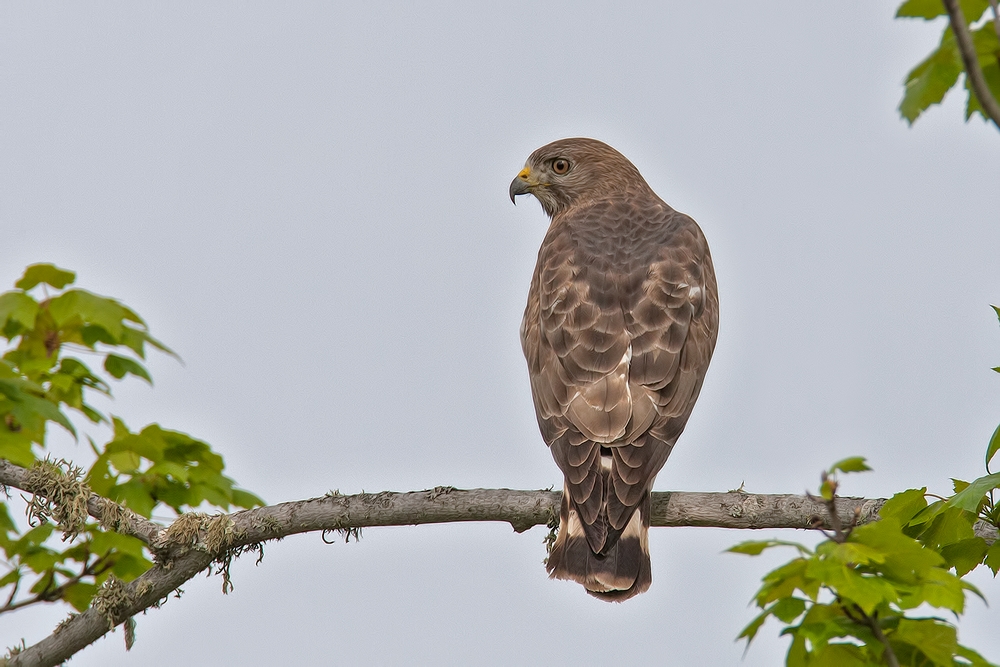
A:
[509, 137, 649, 217]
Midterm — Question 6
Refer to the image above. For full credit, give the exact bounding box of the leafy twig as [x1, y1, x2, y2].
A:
[822, 479, 899, 667]
[841, 603, 900, 667]
[814, 470, 901, 664]
[942, 0, 1000, 128]
[865, 611, 901, 667]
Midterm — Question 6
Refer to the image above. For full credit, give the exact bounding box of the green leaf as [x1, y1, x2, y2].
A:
[914, 567, 967, 613]
[806, 559, 896, 615]
[103, 354, 152, 384]
[28, 570, 56, 595]
[93, 419, 262, 516]
[106, 425, 166, 462]
[851, 519, 945, 578]
[118, 325, 148, 359]
[786, 634, 808, 667]
[956, 642, 999, 667]
[62, 582, 98, 612]
[985, 540, 1000, 575]
[89, 530, 148, 560]
[119, 325, 178, 361]
[0, 434, 36, 466]
[960, 577, 987, 605]
[145, 460, 191, 483]
[987, 422, 1000, 470]
[771, 597, 807, 623]
[109, 552, 153, 581]
[828, 457, 872, 475]
[80, 403, 105, 424]
[195, 483, 232, 507]
[114, 479, 156, 518]
[918, 506, 976, 551]
[825, 541, 887, 566]
[231, 488, 265, 509]
[963, 20, 1000, 122]
[879, 488, 928, 524]
[0, 292, 39, 332]
[757, 559, 818, 605]
[727, 540, 811, 556]
[47, 289, 142, 340]
[947, 472, 1000, 513]
[808, 643, 868, 667]
[80, 324, 116, 347]
[0, 569, 21, 589]
[940, 537, 988, 576]
[908, 499, 949, 527]
[892, 617, 957, 666]
[15, 264, 76, 291]
[0, 503, 16, 533]
[108, 449, 141, 474]
[21, 547, 60, 573]
[896, 0, 989, 19]
[899, 28, 963, 124]
[959, 0, 990, 19]
[737, 605, 772, 644]
[11, 523, 55, 556]
[0, 378, 76, 437]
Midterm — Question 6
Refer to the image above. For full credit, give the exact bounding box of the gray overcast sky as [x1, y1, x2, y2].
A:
[2, 2, 999, 665]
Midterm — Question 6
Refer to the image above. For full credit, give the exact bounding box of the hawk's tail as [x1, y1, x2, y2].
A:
[545, 487, 651, 602]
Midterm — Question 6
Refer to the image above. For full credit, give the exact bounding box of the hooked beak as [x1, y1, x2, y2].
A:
[509, 166, 534, 204]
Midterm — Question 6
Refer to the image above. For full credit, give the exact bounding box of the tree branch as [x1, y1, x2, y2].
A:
[2, 463, 998, 666]
[0, 555, 114, 615]
[942, 0, 1000, 128]
[0, 459, 162, 547]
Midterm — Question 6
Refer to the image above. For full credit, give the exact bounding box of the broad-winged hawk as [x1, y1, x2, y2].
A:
[510, 138, 719, 601]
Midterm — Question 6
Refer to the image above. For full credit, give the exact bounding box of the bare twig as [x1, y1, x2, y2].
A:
[0, 555, 113, 615]
[866, 611, 901, 667]
[2, 574, 18, 609]
[811, 474, 863, 544]
[842, 603, 900, 667]
[942, 0, 1000, 128]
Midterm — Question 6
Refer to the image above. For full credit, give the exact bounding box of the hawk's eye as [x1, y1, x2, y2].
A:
[552, 158, 570, 175]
